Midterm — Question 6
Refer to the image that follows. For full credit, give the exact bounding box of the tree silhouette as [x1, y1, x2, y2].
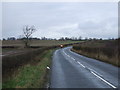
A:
[23, 25, 36, 47]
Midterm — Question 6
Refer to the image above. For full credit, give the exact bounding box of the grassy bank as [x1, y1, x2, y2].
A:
[72, 40, 119, 67]
[2, 49, 54, 88]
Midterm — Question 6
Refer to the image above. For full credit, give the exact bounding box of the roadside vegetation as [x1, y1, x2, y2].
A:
[72, 39, 119, 67]
[2, 38, 82, 89]
[2, 40, 81, 47]
[2, 40, 81, 55]
[2, 49, 54, 88]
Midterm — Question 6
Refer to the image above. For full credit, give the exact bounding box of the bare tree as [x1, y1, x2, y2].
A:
[23, 25, 36, 47]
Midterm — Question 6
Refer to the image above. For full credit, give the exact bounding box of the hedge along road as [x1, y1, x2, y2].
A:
[50, 46, 119, 88]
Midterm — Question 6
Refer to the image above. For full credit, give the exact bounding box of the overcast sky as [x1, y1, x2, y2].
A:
[2, 2, 118, 39]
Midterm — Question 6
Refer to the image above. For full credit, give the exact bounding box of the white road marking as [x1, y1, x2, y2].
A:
[63, 50, 76, 61]
[88, 68, 103, 77]
[62, 48, 117, 88]
[63, 50, 69, 56]
[77, 61, 85, 68]
[71, 57, 75, 61]
[67, 55, 70, 57]
[55, 50, 58, 55]
[63, 50, 67, 56]
[64, 53, 67, 56]
[77, 61, 80, 64]
[80, 64, 86, 68]
[91, 71, 117, 88]
[63, 50, 65, 53]
[72, 58, 75, 61]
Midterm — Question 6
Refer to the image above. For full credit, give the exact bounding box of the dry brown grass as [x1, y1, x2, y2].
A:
[72, 40, 119, 67]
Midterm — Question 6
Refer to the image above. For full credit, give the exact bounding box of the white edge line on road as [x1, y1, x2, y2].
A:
[54, 50, 57, 55]
[63, 48, 117, 88]
[91, 71, 117, 88]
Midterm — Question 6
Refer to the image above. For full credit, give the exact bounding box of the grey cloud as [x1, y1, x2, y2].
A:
[2, 2, 118, 39]
[78, 17, 118, 38]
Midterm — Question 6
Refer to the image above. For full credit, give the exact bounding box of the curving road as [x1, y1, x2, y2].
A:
[50, 47, 119, 88]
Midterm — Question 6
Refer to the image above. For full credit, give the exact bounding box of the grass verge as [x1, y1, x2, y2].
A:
[72, 40, 119, 67]
[71, 48, 119, 67]
[2, 49, 54, 88]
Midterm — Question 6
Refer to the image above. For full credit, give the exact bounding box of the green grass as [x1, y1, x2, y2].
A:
[2, 49, 54, 88]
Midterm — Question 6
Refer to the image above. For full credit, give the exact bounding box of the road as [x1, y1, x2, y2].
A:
[50, 47, 119, 88]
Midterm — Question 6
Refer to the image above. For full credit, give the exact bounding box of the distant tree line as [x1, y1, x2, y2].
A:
[2, 37, 118, 41]
[2, 25, 119, 48]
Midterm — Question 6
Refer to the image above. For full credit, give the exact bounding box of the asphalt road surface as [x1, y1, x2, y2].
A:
[50, 47, 119, 88]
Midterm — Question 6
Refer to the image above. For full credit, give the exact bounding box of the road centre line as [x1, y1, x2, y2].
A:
[71, 57, 75, 61]
[62, 49, 117, 88]
[63, 50, 65, 53]
[65, 53, 67, 56]
[63, 50, 70, 58]
[88, 68, 103, 77]
[67, 55, 70, 57]
[63, 50, 75, 60]
[63, 50, 102, 77]
[72, 58, 76, 61]
[63, 51, 67, 56]
[77, 61, 86, 68]
[91, 71, 117, 88]
[63, 50, 86, 68]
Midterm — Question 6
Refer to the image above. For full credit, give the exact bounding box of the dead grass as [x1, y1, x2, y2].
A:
[72, 40, 119, 67]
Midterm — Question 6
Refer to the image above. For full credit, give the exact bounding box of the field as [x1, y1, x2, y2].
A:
[2, 40, 81, 55]
[2, 40, 81, 47]
[3, 49, 54, 88]
[2, 40, 81, 88]
[72, 39, 119, 67]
